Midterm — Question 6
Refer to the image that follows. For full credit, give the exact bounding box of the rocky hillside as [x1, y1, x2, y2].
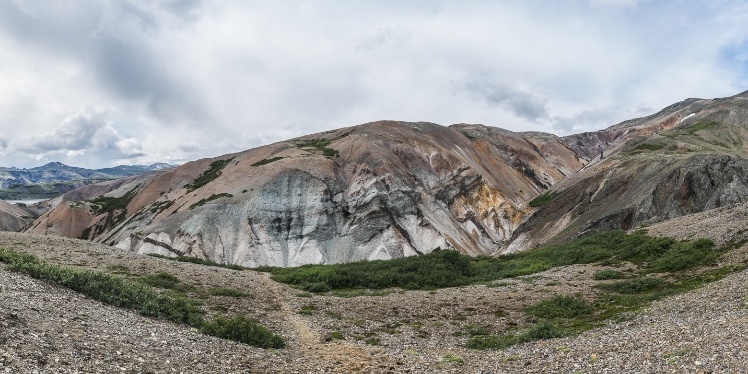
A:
[509, 90, 748, 251]
[0, 162, 174, 200]
[26, 121, 585, 267]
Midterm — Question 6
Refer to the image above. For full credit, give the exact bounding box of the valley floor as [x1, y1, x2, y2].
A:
[2, 205, 748, 374]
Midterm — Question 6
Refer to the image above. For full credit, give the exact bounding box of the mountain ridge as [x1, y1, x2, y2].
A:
[16, 89, 748, 267]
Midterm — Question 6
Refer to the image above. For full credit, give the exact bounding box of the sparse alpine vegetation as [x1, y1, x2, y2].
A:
[295, 138, 339, 157]
[0, 248, 285, 349]
[189, 193, 233, 210]
[529, 191, 561, 207]
[251, 156, 285, 167]
[185, 158, 234, 192]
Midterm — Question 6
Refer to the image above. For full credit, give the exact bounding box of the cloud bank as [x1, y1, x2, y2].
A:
[0, 0, 746, 168]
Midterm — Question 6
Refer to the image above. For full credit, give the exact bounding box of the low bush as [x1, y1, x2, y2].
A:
[304, 282, 331, 293]
[594, 277, 666, 294]
[528, 191, 561, 207]
[525, 295, 592, 319]
[519, 321, 564, 341]
[140, 272, 182, 290]
[464, 321, 564, 350]
[593, 269, 626, 280]
[200, 315, 285, 348]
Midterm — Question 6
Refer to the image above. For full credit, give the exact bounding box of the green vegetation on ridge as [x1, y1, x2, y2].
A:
[185, 158, 234, 192]
[295, 138, 339, 157]
[0, 248, 284, 349]
[529, 191, 561, 207]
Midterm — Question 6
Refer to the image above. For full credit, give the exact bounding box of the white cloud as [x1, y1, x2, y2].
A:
[0, 0, 746, 168]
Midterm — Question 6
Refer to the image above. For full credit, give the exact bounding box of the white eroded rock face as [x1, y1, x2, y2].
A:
[30, 121, 585, 267]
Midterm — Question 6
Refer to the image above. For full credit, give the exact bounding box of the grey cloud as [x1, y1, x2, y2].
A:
[551, 105, 655, 135]
[15, 109, 115, 154]
[458, 77, 549, 122]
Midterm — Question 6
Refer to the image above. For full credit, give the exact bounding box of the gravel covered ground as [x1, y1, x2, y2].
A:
[2, 203, 748, 374]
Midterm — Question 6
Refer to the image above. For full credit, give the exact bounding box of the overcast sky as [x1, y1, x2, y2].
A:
[0, 0, 746, 168]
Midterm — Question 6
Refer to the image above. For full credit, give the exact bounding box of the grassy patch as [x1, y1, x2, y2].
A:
[593, 269, 626, 280]
[683, 120, 719, 136]
[0, 248, 284, 349]
[594, 277, 666, 294]
[529, 191, 561, 207]
[185, 158, 234, 192]
[295, 138, 339, 158]
[89, 186, 140, 215]
[440, 354, 464, 363]
[633, 143, 664, 151]
[298, 304, 317, 315]
[140, 272, 184, 290]
[146, 253, 246, 271]
[149, 200, 175, 215]
[189, 193, 234, 210]
[525, 295, 592, 319]
[251, 157, 285, 167]
[200, 315, 285, 348]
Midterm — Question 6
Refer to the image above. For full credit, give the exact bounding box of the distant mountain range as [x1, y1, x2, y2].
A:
[0, 162, 175, 200]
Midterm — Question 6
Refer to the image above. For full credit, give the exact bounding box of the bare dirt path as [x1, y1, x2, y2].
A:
[257, 272, 392, 373]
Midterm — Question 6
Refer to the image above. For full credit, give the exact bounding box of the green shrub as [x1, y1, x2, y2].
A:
[519, 321, 564, 342]
[88, 185, 139, 215]
[593, 269, 625, 280]
[189, 193, 233, 210]
[295, 138, 339, 157]
[529, 191, 561, 207]
[200, 315, 285, 348]
[594, 277, 666, 294]
[140, 272, 182, 290]
[526, 295, 592, 319]
[298, 304, 316, 315]
[251, 157, 285, 167]
[634, 143, 664, 151]
[209, 288, 252, 298]
[185, 158, 233, 192]
[304, 282, 331, 293]
[464, 334, 516, 350]
[465, 321, 564, 350]
[467, 324, 491, 336]
[651, 238, 715, 271]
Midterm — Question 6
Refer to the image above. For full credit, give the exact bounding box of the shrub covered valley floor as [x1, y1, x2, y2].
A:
[4, 201, 748, 372]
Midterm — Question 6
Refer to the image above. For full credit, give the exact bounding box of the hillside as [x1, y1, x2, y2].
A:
[19, 90, 748, 267]
[509, 90, 748, 251]
[0, 162, 174, 200]
[26, 121, 585, 267]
